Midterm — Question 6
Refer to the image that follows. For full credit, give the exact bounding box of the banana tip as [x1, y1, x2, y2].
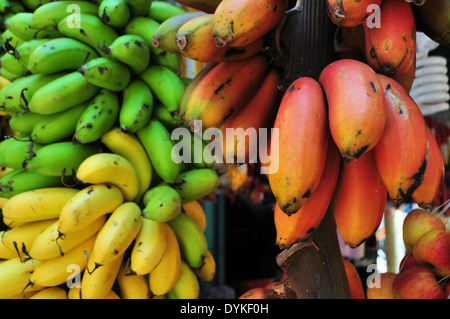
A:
[175, 35, 187, 51]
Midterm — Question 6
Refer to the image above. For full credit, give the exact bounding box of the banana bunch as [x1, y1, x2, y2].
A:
[0, 0, 225, 299]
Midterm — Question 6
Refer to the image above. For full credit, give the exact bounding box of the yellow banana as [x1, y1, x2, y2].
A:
[117, 262, 150, 299]
[0, 230, 18, 259]
[30, 234, 96, 287]
[75, 153, 140, 202]
[29, 287, 67, 299]
[104, 290, 121, 299]
[148, 224, 181, 296]
[130, 218, 168, 275]
[91, 202, 142, 267]
[0, 257, 42, 299]
[80, 251, 124, 299]
[29, 215, 106, 260]
[195, 250, 216, 282]
[1, 218, 57, 257]
[167, 259, 200, 299]
[101, 127, 153, 202]
[57, 184, 124, 235]
[2, 187, 79, 224]
[67, 287, 81, 299]
[182, 200, 206, 232]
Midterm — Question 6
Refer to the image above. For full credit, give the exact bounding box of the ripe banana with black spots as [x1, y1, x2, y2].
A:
[30, 101, 89, 144]
[98, 0, 130, 30]
[0, 72, 63, 113]
[129, 218, 168, 275]
[30, 234, 96, 287]
[58, 13, 119, 56]
[139, 65, 185, 113]
[57, 183, 124, 235]
[29, 215, 106, 260]
[1, 187, 79, 224]
[167, 259, 200, 299]
[73, 89, 119, 144]
[152, 11, 205, 53]
[117, 262, 150, 299]
[212, 0, 288, 48]
[148, 223, 181, 296]
[27, 38, 99, 75]
[78, 56, 131, 92]
[176, 13, 264, 63]
[0, 169, 63, 199]
[0, 257, 42, 298]
[30, 1, 99, 31]
[5, 12, 61, 40]
[168, 212, 208, 270]
[195, 250, 216, 282]
[1, 218, 57, 257]
[75, 153, 140, 202]
[119, 79, 154, 134]
[104, 34, 150, 75]
[27, 71, 101, 115]
[142, 184, 182, 222]
[137, 119, 182, 183]
[0, 137, 41, 169]
[169, 168, 219, 204]
[23, 141, 99, 177]
[0, 39, 48, 76]
[100, 127, 153, 202]
[80, 250, 124, 299]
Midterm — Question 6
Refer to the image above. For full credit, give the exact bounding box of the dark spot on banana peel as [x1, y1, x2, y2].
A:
[398, 156, 428, 205]
[370, 82, 377, 93]
[342, 145, 369, 162]
[168, 179, 186, 190]
[225, 48, 247, 57]
[97, 67, 107, 75]
[302, 189, 311, 199]
[101, 8, 110, 23]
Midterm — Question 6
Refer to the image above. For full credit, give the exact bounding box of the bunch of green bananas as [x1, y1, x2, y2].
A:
[0, 0, 221, 300]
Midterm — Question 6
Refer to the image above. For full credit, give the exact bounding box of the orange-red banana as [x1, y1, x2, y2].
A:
[267, 77, 329, 216]
[343, 258, 365, 299]
[179, 62, 218, 120]
[184, 54, 268, 131]
[412, 126, 444, 209]
[274, 138, 341, 249]
[222, 67, 282, 164]
[363, 0, 416, 77]
[176, 14, 264, 63]
[212, 0, 288, 48]
[391, 54, 416, 93]
[374, 74, 428, 206]
[174, 0, 222, 13]
[327, 0, 382, 27]
[319, 59, 386, 162]
[333, 150, 387, 248]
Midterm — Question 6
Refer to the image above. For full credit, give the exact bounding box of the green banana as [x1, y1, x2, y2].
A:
[9, 111, 46, 135]
[152, 11, 205, 53]
[0, 136, 41, 169]
[119, 79, 153, 134]
[104, 34, 150, 75]
[189, 132, 215, 169]
[148, 1, 186, 23]
[30, 101, 90, 144]
[0, 168, 63, 199]
[152, 102, 183, 131]
[169, 168, 219, 204]
[139, 65, 185, 113]
[57, 13, 119, 56]
[124, 16, 181, 72]
[137, 119, 182, 184]
[20, 0, 51, 11]
[27, 38, 99, 75]
[142, 184, 182, 222]
[78, 56, 131, 92]
[98, 0, 130, 30]
[30, 1, 99, 31]
[127, 0, 152, 17]
[1, 29, 25, 49]
[5, 12, 61, 41]
[0, 72, 63, 113]
[0, 39, 49, 76]
[73, 89, 119, 144]
[168, 212, 208, 269]
[0, 67, 19, 81]
[27, 71, 100, 115]
[23, 141, 99, 177]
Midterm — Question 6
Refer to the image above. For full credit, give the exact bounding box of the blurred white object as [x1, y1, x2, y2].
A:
[410, 32, 449, 116]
